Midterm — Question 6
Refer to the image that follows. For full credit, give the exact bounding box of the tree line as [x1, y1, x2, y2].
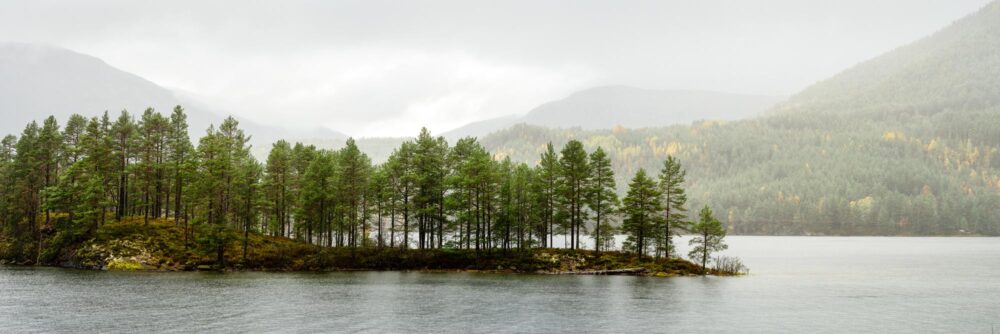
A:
[0, 108, 727, 265]
[478, 106, 1000, 236]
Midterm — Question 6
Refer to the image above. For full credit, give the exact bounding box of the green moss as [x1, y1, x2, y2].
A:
[106, 258, 144, 271]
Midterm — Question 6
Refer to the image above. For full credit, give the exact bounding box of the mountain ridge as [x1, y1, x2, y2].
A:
[0, 42, 347, 148]
[442, 85, 783, 140]
[775, 1, 1000, 115]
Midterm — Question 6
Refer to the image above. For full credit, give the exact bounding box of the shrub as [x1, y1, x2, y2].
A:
[712, 256, 749, 275]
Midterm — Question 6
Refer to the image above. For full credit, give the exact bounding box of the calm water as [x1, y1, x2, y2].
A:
[2, 237, 999, 333]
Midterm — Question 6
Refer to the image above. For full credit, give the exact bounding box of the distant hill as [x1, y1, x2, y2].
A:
[0, 43, 190, 134]
[775, 1, 1000, 115]
[442, 86, 782, 140]
[521, 86, 782, 129]
[478, 2, 1000, 236]
[442, 115, 520, 141]
[0, 43, 345, 149]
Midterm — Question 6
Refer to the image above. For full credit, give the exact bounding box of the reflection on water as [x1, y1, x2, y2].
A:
[2, 237, 999, 333]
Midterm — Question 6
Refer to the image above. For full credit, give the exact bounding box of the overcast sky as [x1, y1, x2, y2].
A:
[0, 0, 992, 137]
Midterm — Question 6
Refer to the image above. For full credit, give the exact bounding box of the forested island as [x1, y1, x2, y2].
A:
[0, 108, 743, 276]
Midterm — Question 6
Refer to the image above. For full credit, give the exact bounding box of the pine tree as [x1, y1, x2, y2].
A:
[137, 108, 168, 224]
[264, 140, 293, 237]
[558, 140, 589, 250]
[0, 135, 16, 235]
[447, 137, 479, 249]
[511, 163, 535, 249]
[338, 138, 371, 249]
[193, 116, 251, 266]
[587, 147, 618, 253]
[412, 128, 446, 249]
[167, 106, 193, 224]
[73, 119, 110, 231]
[689, 205, 728, 274]
[110, 111, 136, 221]
[390, 142, 416, 249]
[37, 116, 63, 234]
[534, 143, 560, 248]
[657, 156, 688, 258]
[10, 122, 42, 261]
[369, 166, 390, 248]
[289, 142, 317, 240]
[300, 148, 333, 245]
[621, 169, 662, 257]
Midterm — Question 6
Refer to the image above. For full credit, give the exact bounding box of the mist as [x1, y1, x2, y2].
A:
[0, 0, 991, 136]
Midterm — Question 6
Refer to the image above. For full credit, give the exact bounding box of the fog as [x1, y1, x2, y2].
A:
[0, 0, 992, 136]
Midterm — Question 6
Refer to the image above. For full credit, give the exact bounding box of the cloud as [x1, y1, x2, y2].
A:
[89, 42, 595, 137]
[0, 0, 992, 136]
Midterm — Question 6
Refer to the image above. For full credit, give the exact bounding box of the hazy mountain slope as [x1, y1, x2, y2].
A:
[0, 43, 192, 134]
[0, 43, 346, 150]
[522, 86, 782, 129]
[441, 115, 519, 141]
[776, 1, 1000, 115]
[442, 86, 782, 140]
[478, 3, 1000, 236]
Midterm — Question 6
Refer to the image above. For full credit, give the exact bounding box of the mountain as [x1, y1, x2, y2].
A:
[441, 115, 519, 141]
[0, 43, 191, 135]
[478, 2, 1000, 236]
[775, 1, 1000, 116]
[522, 86, 782, 129]
[0, 42, 346, 149]
[442, 86, 782, 140]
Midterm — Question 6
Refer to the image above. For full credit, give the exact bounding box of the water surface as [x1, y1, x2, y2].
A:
[2, 237, 998, 333]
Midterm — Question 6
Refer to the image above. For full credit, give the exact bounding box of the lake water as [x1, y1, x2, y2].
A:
[2, 237, 999, 333]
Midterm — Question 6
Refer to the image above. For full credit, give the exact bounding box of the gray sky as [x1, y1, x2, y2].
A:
[0, 0, 992, 137]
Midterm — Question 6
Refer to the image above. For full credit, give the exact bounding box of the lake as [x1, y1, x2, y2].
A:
[2, 237, 999, 333]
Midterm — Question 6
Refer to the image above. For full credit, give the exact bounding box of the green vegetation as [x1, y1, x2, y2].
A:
[1, 218, 723, 276]
[477, 4, 1000, 236]
[480, 112, 1000, 236]
[689, 206, 728, 274]
[0, 108, 736, 275]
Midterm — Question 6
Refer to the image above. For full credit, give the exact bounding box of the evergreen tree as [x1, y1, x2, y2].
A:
[558, 140, 589, 250]
[0, 135, 16, 235]
[137, 108, 168, 224]
[110, 111, 136, 221]
[391, 142, 416, 248]
[37, 116, 63, 232]
[167, 106, 193, 224]
[412, 128, 446, 249]
[72, 119, 112, 232]
[534, 143, 559, 248]
[621, 169, 662, 257]
[446, 137, 480, 249]
[62, 114, 88, 167]
[511, 163, 535, 249]
[587, 147, 618, 253]
[689, 205, 728, 274]
[338, 138, 371, 249]
[289, 143, 317, 240]
[300, 148, 334, 245]
[369, 165, 390, 248]
[264, 140, 293, 237]
[10, 122, 42, 261]
[383, 148, 409, 248]
[657, 155, 688, 258]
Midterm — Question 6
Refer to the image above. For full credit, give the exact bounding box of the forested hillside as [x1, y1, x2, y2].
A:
[441, 86, 781, 140]
[478, 2, 1000, 235]
[774, 1, 1000, 116]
